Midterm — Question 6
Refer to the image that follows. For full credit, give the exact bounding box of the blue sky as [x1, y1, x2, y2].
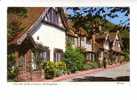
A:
[106, 11, 129, 26]
[65, 7, 129, 26]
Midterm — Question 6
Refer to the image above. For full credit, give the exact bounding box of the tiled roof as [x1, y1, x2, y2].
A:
[61, 13, 87, 37]
[79, 27, 87, 36]
[96, 32, 119, 41]
[64, 20, 78, 37]
[8, 7, 47, 44]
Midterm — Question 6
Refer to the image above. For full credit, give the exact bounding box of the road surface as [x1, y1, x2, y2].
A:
[65, 62, 130, 82]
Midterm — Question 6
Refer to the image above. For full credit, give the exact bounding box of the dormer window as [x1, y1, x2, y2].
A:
[37, 36, 39, 40]
[104, 39, 110, 50]
[115, 40, 120, 47]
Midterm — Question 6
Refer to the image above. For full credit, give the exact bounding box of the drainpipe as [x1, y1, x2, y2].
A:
[80, 35, 81, 48]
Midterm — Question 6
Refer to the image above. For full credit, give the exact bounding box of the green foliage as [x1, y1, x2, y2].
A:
[54, 61, 67, 77]
[8, 7, 27, 17]
[103, 20, 116, 32]
[7, 66, 17, 81]
[67, 7, 129, 25]
[8, 8, 28, 39]
[122, 38, 129, 53]
[42, 61, 67, 79]
[66, 39, 74, 48]
[123, 51, 129, 61]
[8, 52, 16, 67]
[43, 61, 55, 79]
[67, 8, 129, 39]
[120, 29, 129, 38]
[7, 52, 17, 81]
[83, 62, 99, 70]
[8, 21, 24, 38]
[64, 47, 85, 73]
[89, 62, 99, 68]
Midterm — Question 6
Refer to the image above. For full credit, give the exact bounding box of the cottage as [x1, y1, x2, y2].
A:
[32, 8, 66, 63]
[64, 18, 94, 62]
[8, 7, 67, 81]
[95, 31, 123, 66]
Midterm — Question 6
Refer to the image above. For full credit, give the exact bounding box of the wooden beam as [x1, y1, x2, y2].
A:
[15, 50, 19, 67]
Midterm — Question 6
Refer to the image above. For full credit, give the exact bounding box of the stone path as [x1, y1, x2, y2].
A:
[66, 62, 129, 82]
[41, 62, 129, 82]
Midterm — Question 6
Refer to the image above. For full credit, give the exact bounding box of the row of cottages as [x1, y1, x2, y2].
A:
[8, 7, 123, 81]
[8, 7, 68, 81]
[8, 7, 95, 81]
[65, 18, 123, 64]
[65, 20, 95, 62]
[95, 31, 123, 66]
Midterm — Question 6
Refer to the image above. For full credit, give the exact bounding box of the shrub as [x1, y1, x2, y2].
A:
[43, 61, 55, 79]
[54, 61, 67, 77]
[123, 51, 129, 61]
[7, 66, 17, 81]
[83, 62, 99, 70]
[89, 62, 99, 68]
[82, 64, 92, 70]
[64, 47, 85, 73]
[8, 8, 27, 17]
[42, 61, 67, 79]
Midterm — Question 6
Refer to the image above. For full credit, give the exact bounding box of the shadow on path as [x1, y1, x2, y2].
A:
[72, 76, 129, 82]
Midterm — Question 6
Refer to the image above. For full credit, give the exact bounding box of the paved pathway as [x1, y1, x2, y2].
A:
[42, 62, 129, 82]
[92, 62, 129, 78]
[66, 62, 129, 82]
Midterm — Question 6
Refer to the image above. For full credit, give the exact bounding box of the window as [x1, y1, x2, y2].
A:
[86, 39, 90, 44]
[86, 53, 92, 61]
[55, 53, 61, 62]
[40, 49, 50, 62]
[81, 37, 84, 41]
[37, 36, 39, 40]
[41, 51, 49, 61]
[115, 40, 120, 47]
[54, 48, 63, 62]
[32, 52, 37, 70]
[19, 55, 25, 67]
[69, 37, 74, 44]
[104, 39, 110, 50]
[77, 37, 81, 47]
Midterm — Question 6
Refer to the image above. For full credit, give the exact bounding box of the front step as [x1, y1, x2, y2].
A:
[17, 71, 31, 82]
[31, 70, 45, 81]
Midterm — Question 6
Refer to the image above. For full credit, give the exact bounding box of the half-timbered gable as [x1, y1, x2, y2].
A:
[32, 8, 66, 62]
[103, 33, 110, 51]
[8, 7, 67, 81]
[95, 31, 123, 66]
[112, 33, 122, 52]
[44, 8, 64, 28]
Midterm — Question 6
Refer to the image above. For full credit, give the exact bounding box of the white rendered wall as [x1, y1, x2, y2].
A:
[103, 43, 110, 50]
[32, 24, 65, 61]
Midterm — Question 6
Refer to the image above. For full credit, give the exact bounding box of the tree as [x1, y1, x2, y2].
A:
[66, 7, 129, 52]
[66, 7, 129, 32]
[8, 7, 27, 17]
[8, 20, 24, 39]
[7, 8, 28, 39]
[64, 46, 85, 73]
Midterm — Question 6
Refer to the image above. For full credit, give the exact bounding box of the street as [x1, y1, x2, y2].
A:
[65, 62, 130, 82]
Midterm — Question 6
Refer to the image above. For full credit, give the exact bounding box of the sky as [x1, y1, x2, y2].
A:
[65, 7, 129, 26]
[106, 11, 129, 26]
